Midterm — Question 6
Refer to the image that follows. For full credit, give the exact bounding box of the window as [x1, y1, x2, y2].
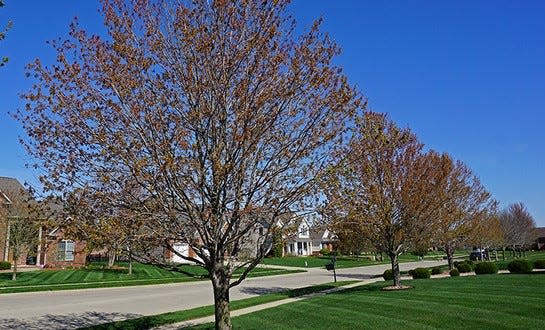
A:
[299, 225, 309, 237]
[58, 240, 75, 261]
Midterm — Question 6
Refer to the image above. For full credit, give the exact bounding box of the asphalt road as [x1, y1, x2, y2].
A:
[0, 260, 446, 329]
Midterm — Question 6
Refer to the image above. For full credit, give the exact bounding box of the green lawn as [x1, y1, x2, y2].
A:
[191, 273, 545, 329]
[0, 262, 300, 294]
[489, 250, 545, 268]
[263, 250, 545, 270]
[262, 253, 440, 269]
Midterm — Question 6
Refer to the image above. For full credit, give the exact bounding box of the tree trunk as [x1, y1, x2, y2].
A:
[127, 248, 133, 276]
[108, 250, 116, 268]
[211, 268, 232, 330]
[502, 247, 505, 261]
[445, 244, 454, 270]
[389, 252, 401, 287]
[12, 259, 17, 281]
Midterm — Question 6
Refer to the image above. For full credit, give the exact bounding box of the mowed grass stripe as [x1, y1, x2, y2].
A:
[231, 298, 434, 330]
[317, 294, 501, 329]
[331, 292, 540, 328]
[351, 284, 545, 320]
[278, 294, 529, 329]
[1, 262, 298, 294]
[404, 290, 545, 310]
[306, 298, 437, 330]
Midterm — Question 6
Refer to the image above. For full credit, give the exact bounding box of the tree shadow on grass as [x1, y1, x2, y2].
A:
[335, 273, 374, 281]
[238, 286, 288, 295]
[0, 311, 142, 330]
[498, 270, 545, 275]
[239, 283, 345, 297]
[332, 283, 387, 295]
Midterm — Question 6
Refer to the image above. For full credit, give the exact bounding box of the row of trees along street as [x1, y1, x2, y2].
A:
[321, 112, 536, 287]
[11, 0, 537, 329]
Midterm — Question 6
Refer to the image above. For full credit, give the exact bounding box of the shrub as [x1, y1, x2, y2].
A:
[494, 261, 509, 270]
[453, 260, 473, 268]
[408, 269, 415, 277]
[411, 268, 431, 279]
[456, 262, 472, 273]
[319, 248, 330, 256]
[0, 261, 11, 270]
[508, 259, 533, 274]
[271, 230, 284, 258]
[449, 269, 460, 277]
[474, 262, 498, 275]
[431, 267, 442, 275]
[383, 269, 393, 281]
[533, 259, 545, 269]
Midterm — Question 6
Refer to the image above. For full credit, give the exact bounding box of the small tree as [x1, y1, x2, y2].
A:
[1, 189, 42, 280]
[469, 212, 505, 261]
[323, 112, 437, 287]
[63, 183, 148, 275]
[499, 203, 535, 258]
[426, 153, 495, 270]
[270, 228, 285, 258]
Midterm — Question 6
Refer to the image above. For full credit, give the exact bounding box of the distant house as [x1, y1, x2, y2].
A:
[534, 227, 545, 250]
[165, 242, 203, 264]
[0, 176, 86, 268]
[282, 216, 338, 256]
[310, 227, 338, 254]
[0, 176, 35, 265]
[283, 217, 312, 256]
[41, 227, 87, 268]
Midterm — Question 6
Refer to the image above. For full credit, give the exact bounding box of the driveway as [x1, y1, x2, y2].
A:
[0, 260, 446, 329]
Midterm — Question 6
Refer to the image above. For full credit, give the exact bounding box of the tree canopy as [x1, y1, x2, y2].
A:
[0, 0, 12, 67]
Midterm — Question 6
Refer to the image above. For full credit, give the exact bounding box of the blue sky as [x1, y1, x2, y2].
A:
[0, 1, 544, 225]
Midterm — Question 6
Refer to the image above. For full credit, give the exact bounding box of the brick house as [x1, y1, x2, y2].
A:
[1, 176, 86, 268]
[0, 176, 35, 265]
[534, 227, 545, 250]
[40, 227, 87, 268]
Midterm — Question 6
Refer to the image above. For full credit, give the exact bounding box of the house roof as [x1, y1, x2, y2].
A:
[534, 227, 545, 239]
[310, 226, 337, 242]
[0, 176, 26, 192]
[310, 226, 326, 240]
[0, 176, 28, 205]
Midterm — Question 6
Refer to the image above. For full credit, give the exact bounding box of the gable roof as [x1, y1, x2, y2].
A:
[0, 176, 26, 192]
[534, 227, 545, 239]
[0, 176, 27, 205]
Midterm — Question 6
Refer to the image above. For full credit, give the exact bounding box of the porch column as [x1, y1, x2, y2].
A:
[3, 223, 10, 262]
[36, 226, 43, 265]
